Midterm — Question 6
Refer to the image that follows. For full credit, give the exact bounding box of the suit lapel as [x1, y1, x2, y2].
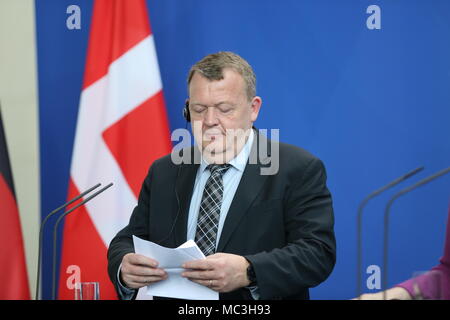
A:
[173, 149, 200, 247]
[216, 132, 271, 252]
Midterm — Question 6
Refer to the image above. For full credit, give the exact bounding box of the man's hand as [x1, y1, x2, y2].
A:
[181, 253, 251, 292]
[120, 253, 167, 289]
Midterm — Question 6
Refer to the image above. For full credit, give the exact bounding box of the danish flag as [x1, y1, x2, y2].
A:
[58, 0, 171, 299]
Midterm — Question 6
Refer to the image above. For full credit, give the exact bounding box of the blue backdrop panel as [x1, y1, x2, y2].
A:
[36, 0, 450, 299]
[36, 0, 93, 299]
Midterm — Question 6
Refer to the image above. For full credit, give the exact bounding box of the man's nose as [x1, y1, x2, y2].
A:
[204, 107, 218, 126]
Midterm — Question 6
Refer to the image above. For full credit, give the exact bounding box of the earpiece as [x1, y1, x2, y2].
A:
[183, 99, 190, 122]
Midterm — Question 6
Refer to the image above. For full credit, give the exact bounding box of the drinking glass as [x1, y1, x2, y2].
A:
[74, 282, 100, 300]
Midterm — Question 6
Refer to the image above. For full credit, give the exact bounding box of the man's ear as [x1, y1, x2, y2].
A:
[250, 96, 262, 122]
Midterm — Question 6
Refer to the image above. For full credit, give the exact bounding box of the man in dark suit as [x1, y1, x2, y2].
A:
[107, 51, 336, 300]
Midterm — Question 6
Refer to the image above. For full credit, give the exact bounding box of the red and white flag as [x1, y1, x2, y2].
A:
[0, 109, 30, 300]
[58, 0, 172, 299]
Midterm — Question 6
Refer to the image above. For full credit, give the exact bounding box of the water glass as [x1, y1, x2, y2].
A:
[74, 282, 100, 300]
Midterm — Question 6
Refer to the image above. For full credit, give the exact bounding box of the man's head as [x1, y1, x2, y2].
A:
[187, 51, 262, 164]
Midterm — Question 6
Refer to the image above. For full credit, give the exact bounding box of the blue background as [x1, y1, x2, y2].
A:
[36, 0, 450, 299]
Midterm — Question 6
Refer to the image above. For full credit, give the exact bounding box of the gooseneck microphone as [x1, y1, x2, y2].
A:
[382, 166, 450, 300]
[356, 166, 424, 298]
[52, 182, 113, 300]
[36, 183, 101, 300]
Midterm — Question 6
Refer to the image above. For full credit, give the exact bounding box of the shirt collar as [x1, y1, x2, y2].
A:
[199, 129, 254, 173]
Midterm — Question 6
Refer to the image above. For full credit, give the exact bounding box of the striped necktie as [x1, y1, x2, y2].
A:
[195, 164, 231, 256]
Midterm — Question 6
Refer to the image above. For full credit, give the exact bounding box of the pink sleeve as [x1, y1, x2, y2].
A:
[395, 207, 450, 300]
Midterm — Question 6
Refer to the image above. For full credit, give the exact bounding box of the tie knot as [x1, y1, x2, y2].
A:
[207, 164, 231, 176]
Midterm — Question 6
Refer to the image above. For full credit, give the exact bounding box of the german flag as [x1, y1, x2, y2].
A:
[0, 106, 30, 299]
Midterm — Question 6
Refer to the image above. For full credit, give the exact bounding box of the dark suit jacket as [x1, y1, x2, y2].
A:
[107, 131, 336, 300]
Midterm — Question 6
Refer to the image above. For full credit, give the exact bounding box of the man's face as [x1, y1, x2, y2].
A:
[188, 68, 262, 163]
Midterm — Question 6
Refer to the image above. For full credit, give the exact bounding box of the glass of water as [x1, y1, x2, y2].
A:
[74, 282, 100, 300]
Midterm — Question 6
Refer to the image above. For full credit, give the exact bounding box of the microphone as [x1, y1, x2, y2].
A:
[382, 166, 450, 300]
[35, 183, 101, 300]
[52, 182, 113, 300]
[356, 166, 424, 298]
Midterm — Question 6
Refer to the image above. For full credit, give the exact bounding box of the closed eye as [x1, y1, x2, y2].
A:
[219, 107, 232, 114]
[191, 105, 206, 113]
[216, 103, 234, 114]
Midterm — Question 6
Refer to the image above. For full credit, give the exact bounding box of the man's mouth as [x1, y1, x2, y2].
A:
[203, 131, 223, 140]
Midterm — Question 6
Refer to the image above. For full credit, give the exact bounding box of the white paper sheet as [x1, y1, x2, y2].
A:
[132, 235, 219, 300]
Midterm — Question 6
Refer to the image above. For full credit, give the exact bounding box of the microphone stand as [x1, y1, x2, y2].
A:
[356, 167, 423, 298]
[35, 183, 101, 300]
[382, 166, 450, 300]
[52, 183, 113, 300]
